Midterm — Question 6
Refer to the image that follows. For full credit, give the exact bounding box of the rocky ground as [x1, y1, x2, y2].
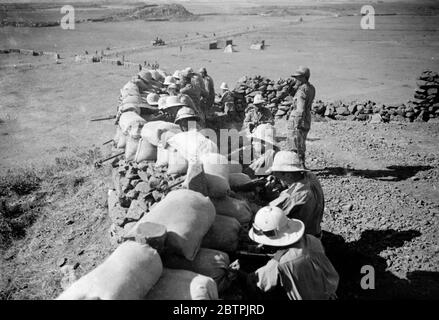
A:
[1, 117, 438, 300]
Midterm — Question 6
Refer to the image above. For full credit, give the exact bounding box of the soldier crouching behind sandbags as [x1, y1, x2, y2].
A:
[229, 206, 339, 300]
[244, 123, 279, 178]
[174, 106, 202, 132]
[242, 94, 274, 135]
[263, 150, 325, 240]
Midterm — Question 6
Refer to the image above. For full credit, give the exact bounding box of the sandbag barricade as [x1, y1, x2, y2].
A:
[57, 241, 162, 300]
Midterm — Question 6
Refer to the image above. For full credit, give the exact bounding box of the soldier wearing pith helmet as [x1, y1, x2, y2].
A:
[288, 66, 315, 169]
[230, 205, 339, 300]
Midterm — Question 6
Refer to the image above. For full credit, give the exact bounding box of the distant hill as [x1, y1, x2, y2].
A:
[105, 3, 195, 21]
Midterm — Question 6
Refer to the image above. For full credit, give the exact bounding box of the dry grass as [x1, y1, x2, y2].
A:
[0, 146, 115, 300]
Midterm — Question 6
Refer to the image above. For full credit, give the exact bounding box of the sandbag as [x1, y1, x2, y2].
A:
[201, 153, 230, 198]
[57, 241, 162, 300]
[228, 161, 243, 174]
[125, 136, 140, 162]
[162, 248, 231, 293]
[118, 102, 140, 114]
[228, 173, 252, 188]
[202, 214, 241, 253]
[155, 131, 176, 167]
[211, 196, 253, 225]
[134, 189, 215, 261]
[145, 268, 218, 300]
[117, 131, 127, 149]
[167, 146, 188, 175]
[183, 160, 209, 196]
[135, 138, 157, 163]
[167, 131, 218, 162]
[155, 144, 169, 167]
[113, 127, 122, 146]
[119, 111, 146, 137]
[141, 121, 181, 146]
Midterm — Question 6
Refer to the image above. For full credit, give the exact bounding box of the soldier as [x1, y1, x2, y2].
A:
[218, 82, 236, 117]
[242, 94, 274, 134]
[174, 106, 201, 132]
[199, 67, 215, 110]
[166, 83, 180, 96]
[230, 206, 339, 300]
[246, 123, 279, 177]
[287, 66, 315, 168]
[264, 151, 325, 239]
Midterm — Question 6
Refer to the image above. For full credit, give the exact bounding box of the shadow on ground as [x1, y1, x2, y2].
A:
[224, 229, 439, 300]
[323, 229, 439, 299]
[315, 165, 434, 181]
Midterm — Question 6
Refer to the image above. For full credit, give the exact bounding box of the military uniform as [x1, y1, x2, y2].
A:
[250, 235, 339, 300]
[201, 74, 215, 109]
[180, 84, 204, 120]
[287, 82, 315, 166]
[242, 106, 274, 134]
[269, 171, 324, 238]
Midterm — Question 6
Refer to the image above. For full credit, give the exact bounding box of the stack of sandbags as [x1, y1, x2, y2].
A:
[233, 75, 297, 116]
[57, 241, 162, 300]
[197, 153, 253, 253]
[412, 70, 439, 121]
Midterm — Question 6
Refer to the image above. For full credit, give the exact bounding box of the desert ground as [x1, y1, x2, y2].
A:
[0, 0, 438, 300]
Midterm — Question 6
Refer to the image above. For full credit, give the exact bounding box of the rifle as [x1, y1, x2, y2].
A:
[94, 152, 124, 168]
[230, 176, 267, 192]
[234, 250, 274, 259]
[90, 115, 116, 122]
[102, 139, 114, 146]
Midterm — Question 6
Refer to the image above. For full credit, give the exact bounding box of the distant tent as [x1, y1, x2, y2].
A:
[208, 41, 217, 50]
[250, 43, 264, 50]
[223, 44, 235, 53]
[226, 39, 233, 46]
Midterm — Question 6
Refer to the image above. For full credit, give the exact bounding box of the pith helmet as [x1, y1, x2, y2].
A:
[146, 93, 160, 106]
[266, 150, 309, 173]
[158, 96, 168, 110]
[163, 76, 176, 86]
[249, 206, 305, 247]
[172, 70, 181, 80]
[174, 106, 200, 123]
[220, 82, 229, 90]
[165, 95, 185, 109]
[291, 66, 311, 80]
[138, 70, 153, 82]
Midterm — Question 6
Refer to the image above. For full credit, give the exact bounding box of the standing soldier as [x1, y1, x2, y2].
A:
[288, 66, 315, 169]
[199, 67, 215, 111]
